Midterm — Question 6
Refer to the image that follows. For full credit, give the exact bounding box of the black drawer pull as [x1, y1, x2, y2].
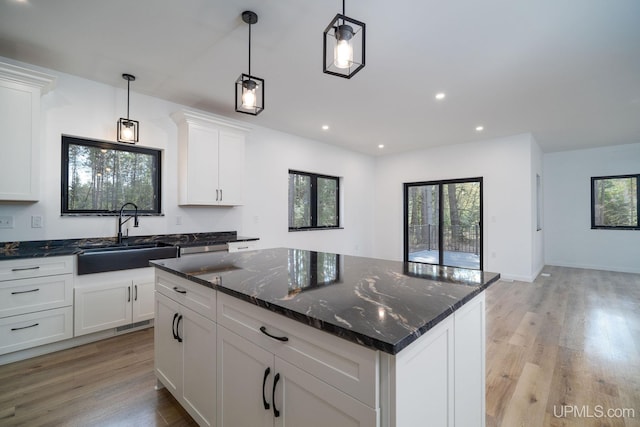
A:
[173, 286, 187, 294]
[262, 367, 271, 410]
[11, 288, 40, 295]
[260, 326, 289, 342]
[12, 323, 39, 331]
[172, 313, 179, 340]
[176, 315, 183, 342]
[272, 373, 281, 418]
[11, 266, 40, 272]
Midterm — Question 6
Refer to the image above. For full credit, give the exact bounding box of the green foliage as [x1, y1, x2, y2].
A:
[594, 177, 638, 227]
[67, 144, 156, 211]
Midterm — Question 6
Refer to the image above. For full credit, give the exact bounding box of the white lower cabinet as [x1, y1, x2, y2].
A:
[0, 255, 73, 356]
[74, 269, 155, 336]
[155, 279, 217, 427]
[217, 325, 376, 427]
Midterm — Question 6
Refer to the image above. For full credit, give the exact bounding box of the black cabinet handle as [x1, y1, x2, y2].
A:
[172, 313, 179, 340]
[128, 286, 131, 302]
[260, 326, 289, 342]
[11, 323, 39, 331]
[11, 288, 40, 295]
[11, 266, 40, 272]
[173, 286, 187, 294]
[272, 373, 281, 418]
[134, 285, 138, 301]
[176, 315, 183, 343]
[262, 367, 271, 410]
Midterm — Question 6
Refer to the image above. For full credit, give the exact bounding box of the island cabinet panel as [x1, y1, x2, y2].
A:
[155, 275, 217, 427]
[155, 270, 216, 319]
[217, 292, 379, 408]
[217, 322, 377, 427]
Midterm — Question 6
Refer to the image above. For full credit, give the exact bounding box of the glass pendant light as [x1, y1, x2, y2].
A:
[235, 11, 265, 115]
[323, 0, 365, 78]
[117, 73, 139, 143]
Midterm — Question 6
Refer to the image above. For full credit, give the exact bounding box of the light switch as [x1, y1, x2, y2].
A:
[0, 216, 14, 228]
[31, 215, 43, 228]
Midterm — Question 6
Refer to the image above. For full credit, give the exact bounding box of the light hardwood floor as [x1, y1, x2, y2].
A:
[1, 266, 638, 426]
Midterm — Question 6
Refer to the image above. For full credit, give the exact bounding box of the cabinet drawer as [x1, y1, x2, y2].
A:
[0, 306, 73, 355]
[0, 256, 74, 282]
[227, 241, 257, 253]
[0, 274, 73, 318]
[155, 270, 216, 321]
[217, 293, 378, 408]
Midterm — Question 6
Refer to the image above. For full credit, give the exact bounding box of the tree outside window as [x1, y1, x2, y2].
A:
[288, 170, 340, 230]
[591, 175, 639, 229]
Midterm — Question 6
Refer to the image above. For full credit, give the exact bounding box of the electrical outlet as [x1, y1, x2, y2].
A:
[176, 216, 182, 226]
[0, 216, 14, 228]
[31, 215, 43, 228]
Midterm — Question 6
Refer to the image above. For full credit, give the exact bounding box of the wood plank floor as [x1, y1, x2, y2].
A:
[0, 266, 638, 426]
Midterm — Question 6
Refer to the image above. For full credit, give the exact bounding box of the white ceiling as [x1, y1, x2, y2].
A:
[1, 0, 639, 156]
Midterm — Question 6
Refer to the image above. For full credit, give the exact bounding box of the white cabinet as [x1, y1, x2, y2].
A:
[0, 256, 73, 355]
[172, 109, 250, 206]
[227, 241, 258, 253]
[217, 325, 376, 427]
[74, 268, 155, 336]
[155, 271, 217, 427]
[0, 61, 55, 201]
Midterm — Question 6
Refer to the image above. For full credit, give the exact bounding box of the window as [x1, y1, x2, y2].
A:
[61, 135, 162, 215]
[288, 170, 340, 230]
[591, 175, 639, 229]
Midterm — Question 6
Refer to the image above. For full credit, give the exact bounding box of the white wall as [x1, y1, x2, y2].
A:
[0, 58, 376, 256]
[544, 143, 640, 274]
[373, 134, 540, 281]
[241, 126, 376, 256]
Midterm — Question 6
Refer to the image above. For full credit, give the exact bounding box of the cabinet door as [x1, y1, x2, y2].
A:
[274, 358, 378, 427]
[74, 282, 132, 336]
[0, 80, 39, 201]
[132, 280, 154, 323]
[182, 125, 220, 205]
[182, 306, 217, 427]
[217, 326, 273, 427]
[217, 131, 245, 206]
[154, 292, 182, 396]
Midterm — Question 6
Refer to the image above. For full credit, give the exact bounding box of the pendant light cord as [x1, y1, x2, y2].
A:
[248, 22, 252, 79]
[126, 78, 130, 121]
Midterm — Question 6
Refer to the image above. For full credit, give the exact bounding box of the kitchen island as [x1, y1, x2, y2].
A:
[151, 248, 499, 427]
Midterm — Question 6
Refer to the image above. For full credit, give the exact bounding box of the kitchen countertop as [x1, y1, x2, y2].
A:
[151, 247, 500, 354]
[0, 231, 258, 259]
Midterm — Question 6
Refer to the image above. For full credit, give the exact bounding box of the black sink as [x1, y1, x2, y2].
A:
[77, 242, 179, 275]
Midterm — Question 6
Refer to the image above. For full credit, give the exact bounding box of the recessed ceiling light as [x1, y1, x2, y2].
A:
[378, 144, 385, 149]
[435, 92, 446, 100]
[475, 126, 484, 131]
[322, 125, 329, 130]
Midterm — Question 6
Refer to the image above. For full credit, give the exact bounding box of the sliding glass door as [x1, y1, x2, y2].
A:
[404, 178, 482, 269]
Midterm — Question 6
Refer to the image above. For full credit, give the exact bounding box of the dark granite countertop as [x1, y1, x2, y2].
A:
[151, 248, 499, 355]
[0, 232, 258, 259]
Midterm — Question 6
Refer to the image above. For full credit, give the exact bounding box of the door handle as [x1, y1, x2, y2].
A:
[176, 315, 183, 343]
[262, 367, 271, 410]
[128, 286, 131, 302]
[172, 313, 179, 340]
[134, 285, 138, 301]
[272, 373, 281, 418]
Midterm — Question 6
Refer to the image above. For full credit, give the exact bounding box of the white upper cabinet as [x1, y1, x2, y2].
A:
[0, 62, 55, 202]
[172, 109, 250, 206]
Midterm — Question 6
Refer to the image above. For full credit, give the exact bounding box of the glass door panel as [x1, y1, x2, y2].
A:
[442, 182, 481, 269]
[407, 184, 439, 264]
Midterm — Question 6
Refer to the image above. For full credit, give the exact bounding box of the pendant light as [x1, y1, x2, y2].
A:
[235, 11, 264, 115]
[323, 0, 365, 79]
[117, 73, 139, 143]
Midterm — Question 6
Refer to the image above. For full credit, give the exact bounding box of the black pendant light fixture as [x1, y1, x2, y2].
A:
[323, 0, 365, 79]
[235, 11, 264, 115]
[117, 73, 139, 143]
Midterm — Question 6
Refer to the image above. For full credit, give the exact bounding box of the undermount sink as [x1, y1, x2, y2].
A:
[77, 242, 179, 275]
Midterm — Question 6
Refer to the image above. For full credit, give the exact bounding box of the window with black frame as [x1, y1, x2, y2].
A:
[288, 170, 340, 230]
[591, 174, 639, 229]
[61, 135, 162, 215]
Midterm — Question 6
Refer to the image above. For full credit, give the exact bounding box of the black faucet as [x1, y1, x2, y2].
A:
[117, 202, 139, 244]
